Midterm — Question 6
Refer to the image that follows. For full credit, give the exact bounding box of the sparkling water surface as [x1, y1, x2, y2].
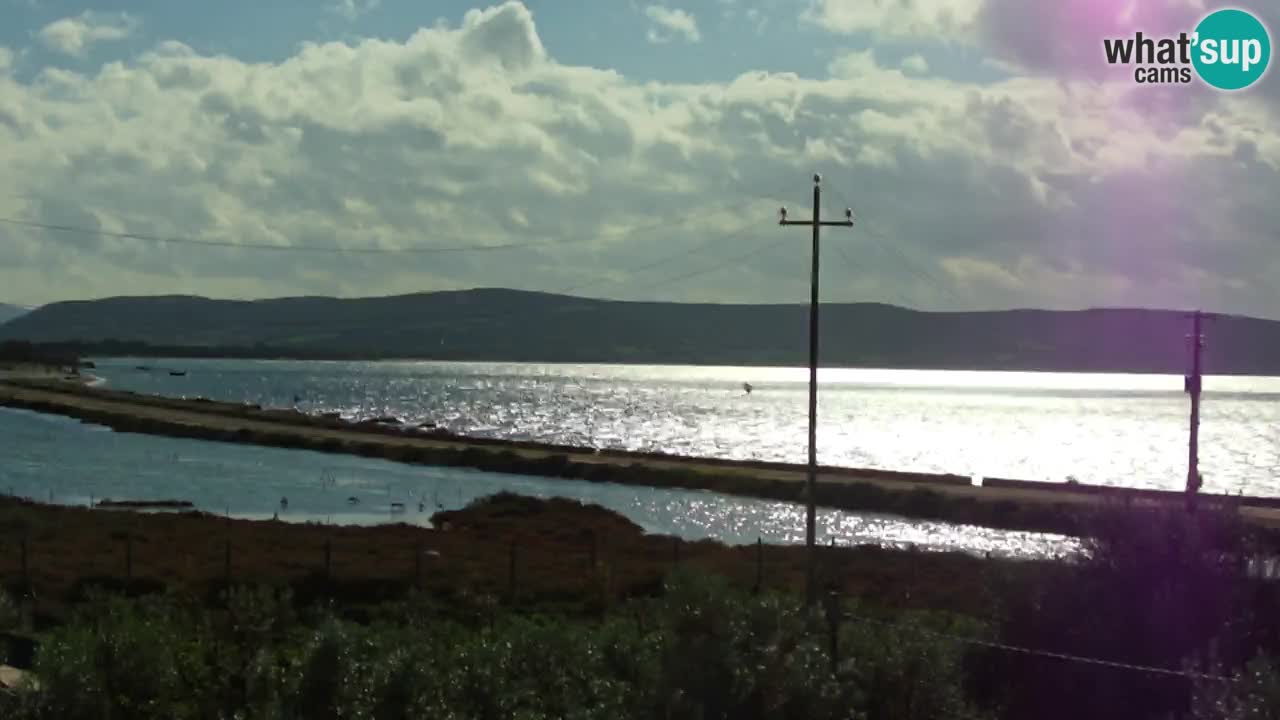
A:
[89, 357, 1280, 496]
[0, 407, 1077, 559]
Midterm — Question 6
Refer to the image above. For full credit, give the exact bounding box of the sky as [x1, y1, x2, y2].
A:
[0, 0, 1277, 317]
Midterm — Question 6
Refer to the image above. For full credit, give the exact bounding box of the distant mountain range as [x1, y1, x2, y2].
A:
[0, 288, 1276, 374]
[0, 303, 32, 326]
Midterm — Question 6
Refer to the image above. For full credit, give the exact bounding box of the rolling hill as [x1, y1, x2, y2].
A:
[1, 288, 1276, 374]
[0, 303, 31, 327]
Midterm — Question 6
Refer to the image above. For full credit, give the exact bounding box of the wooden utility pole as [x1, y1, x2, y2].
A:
[1185, 310, 1206, 511]
[779, 173, 854, 607]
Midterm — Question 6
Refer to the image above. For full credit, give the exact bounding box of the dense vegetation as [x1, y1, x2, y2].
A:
[3, 289, 1278, 373]
[2, 497, 1280, 718]
[0, 574, 987, 720]
[0, 341, 80, 369]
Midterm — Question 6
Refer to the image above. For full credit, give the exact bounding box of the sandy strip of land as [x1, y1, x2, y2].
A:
[0, 363, 86, 382]
[2, 376, 1277, 535]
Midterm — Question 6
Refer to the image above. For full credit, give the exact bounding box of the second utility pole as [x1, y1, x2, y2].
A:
[1185, 310, 1206, 511]
[780, 173, 853, 607]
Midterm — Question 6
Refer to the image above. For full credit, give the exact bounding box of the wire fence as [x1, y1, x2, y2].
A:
[840, 610, 1234, 683]
[0, 516, 1244, 688]
[0, 519, 742, 608]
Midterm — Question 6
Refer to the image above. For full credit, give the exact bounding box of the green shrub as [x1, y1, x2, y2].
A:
[985, 501, 1258, 720]
[0, 572, 991, 720]
[1193, 655, 1280, 720]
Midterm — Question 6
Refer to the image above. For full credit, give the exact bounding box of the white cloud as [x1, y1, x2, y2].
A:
[330, 0, 380, 22]
[803, 0, 982, 37]
[745, 8, 768, 34]
[645, 5, 702, 44]
[37, 11, 139, 58]
[806, 0, 1276, 94]
[901, 54, 929, 75]
[0, 1, 1277, 317]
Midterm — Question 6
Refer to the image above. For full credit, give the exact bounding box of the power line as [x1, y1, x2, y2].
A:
[429, 232, 785, 347]
[554, 177, 815, 297]
[0, 217, 564, 255]
[844, 612, 1233, 683]
[547, 178, 811, 297]
[829, 240, 914, 308]
[628, 230, 784, 294]
[0, 184, 799, 258]
[588, 178, 802, 244]
[822, 180, 970, 309]
[557, 217, 761, 296]
[348, 191, 805, 342]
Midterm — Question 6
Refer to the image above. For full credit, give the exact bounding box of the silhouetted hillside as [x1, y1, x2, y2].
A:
[0, 303, 31, 326]
[1, 289, 1276, 374]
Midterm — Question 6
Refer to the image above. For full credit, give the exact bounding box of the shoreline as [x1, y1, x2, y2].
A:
[68, 351, 1280, 380]
[34, 345, 1280, 376]
[0, 492, 1039, 627]
[2, 376, 1278, 538]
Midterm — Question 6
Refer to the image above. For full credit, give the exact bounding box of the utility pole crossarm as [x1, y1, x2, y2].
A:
[779, 212, 855, 228]
[780, 219, 855, 227]
[776, 173, 856, 609]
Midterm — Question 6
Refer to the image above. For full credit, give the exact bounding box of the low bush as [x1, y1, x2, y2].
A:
[0, 573, 986, 720]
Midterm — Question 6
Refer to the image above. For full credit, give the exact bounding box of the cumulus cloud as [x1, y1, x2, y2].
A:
[645, 6, 702, 43]
[810, 0, 1275, 92]
[802, 0, 983, 37]
[974, 0, 1206, 76]
[37, 11, 139, 58]
[0, 0, 1277, 318]
[330, 0, 380, 21]
[900, 54, 929, 75]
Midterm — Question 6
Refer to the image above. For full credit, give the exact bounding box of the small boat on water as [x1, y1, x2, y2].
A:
[169, 371, 186, 377]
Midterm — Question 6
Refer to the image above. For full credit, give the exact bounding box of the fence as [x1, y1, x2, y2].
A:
[0, 521, 794, 618]
[0, 520, 1245, 700]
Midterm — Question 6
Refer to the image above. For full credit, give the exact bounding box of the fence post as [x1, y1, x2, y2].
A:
[414, 541, 423, 590]
[125, 533, 133, 582]
[20, 532, 29, 591]
[754, 537, 763, 594]
[824, 591, 841, 672]
[508, 540, 517, 602]
[324, 538, 332, 582]
[224, 538, 232, 585]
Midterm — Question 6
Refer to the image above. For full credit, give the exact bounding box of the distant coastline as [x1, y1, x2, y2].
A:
[1, 340, 1273, 377]
[3, 290, 1278, 375]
